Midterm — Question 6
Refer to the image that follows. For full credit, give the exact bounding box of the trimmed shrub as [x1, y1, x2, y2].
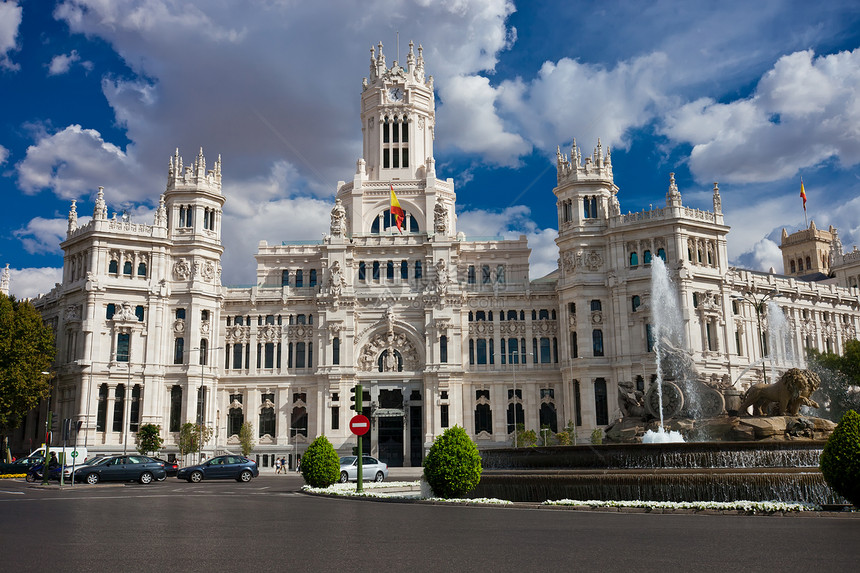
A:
[423, 426, 482, 498]
[820, 409, 860, 507]
[300, 435, 340, 488]
[591, 428, 603, 445]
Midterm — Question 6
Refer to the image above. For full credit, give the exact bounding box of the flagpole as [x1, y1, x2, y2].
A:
[800, 177, 808, 228]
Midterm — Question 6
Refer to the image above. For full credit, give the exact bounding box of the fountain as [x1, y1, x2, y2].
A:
[472, 256, 844, 505]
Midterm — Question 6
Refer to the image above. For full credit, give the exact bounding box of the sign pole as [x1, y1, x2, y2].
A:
[356, 384, 363, 493]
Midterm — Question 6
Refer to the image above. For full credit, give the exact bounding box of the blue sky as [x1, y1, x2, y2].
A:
[2, 0, 860, 298]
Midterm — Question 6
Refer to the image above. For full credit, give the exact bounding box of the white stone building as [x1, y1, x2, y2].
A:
[16, 43, 860, 466]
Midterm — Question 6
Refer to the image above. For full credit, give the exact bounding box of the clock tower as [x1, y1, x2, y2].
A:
[360, 41, 435, 181]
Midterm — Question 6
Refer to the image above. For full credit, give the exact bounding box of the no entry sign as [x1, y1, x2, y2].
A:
[349, 414, 370, 436]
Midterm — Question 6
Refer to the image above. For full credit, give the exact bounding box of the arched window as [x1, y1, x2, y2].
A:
[401, 260, 409, 280]
[123, 261, 132, 275]
[540, 402, 558, 433]
[135, 305, 145, 322]
[507, 402, 524, 434]
[372, 261, 380, 280]
[199, 338, 208, 365]
[332, 337, 340, 365]
[592, 329, 604, 357]
[295, 269, 304, 287]
[377, 349, 403, 372]
[629, 252, 638, 266]
[116, 333, 130, 362]
[475, 403, 492, 434]
[106, 303, 116, 320]
[467, 265, 476, 284]
[798, 259, 804, 271]
[228, 394, 244, 437]
[370, 208, 419, 234]
[109, 260, 118, 274]
[482, 265, 491, 284]
[174, 337, 184, 364]
[658, 248, 666, 261]
[594, 378, 609, 425]
[309, 269, 317, 287]
[570, 331, 578, 358]
[296, 342, 306, 368]
[169, 386, 182, 432]
[97, 384, 108, 432]
[358, 262, 366, 281]
[440, 335, 448, 363]
[291, 406, 309, 437]
[414, 260, 422, 279]
[282, 269, 290, 286]
[632, 295, 641, 311]
[386, 260, 394, 280]
[137, 262, 147, 276]
[790, 260, 796, 273]
[643, 250, 652, 264]
[805, 256, 811, 269]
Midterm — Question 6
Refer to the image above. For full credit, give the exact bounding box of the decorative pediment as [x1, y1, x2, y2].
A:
[229, 399, 243, 410]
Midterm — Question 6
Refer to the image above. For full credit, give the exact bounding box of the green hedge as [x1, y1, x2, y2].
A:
[300, 435, 340, 488]
[423, 426, 482, 498]
[820, 409, 860, 507]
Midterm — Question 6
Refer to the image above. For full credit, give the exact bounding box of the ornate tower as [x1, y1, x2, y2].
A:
[360, 41, 435, 182]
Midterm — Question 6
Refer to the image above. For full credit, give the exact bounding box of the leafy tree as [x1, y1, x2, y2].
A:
[238, 422, 255, 457]
[423, 426, 482, 498]
[808, 340, 860, 421]
[135, 424, 164, 456]
[0, 294, 55, 434]
[819, 409, 860, 507]
[300, 435, 340, 487]
[178, 422, 213, 461]
[591, 428, 603, 445]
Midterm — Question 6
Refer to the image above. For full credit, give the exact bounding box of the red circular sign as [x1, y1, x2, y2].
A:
[349, 414, 371, 436]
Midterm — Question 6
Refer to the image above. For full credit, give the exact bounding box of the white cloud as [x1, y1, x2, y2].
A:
[12, 216, 68, 255]
[47, 50, 83, 75]
[16, 124, 153, 202]
[436, 75, 529, 165]
[661, 49, 860, 184]
[6, 266, 64, 300]
[0, 0, 22, 71]
[0, 144, 8, 165]
[219, 194, 331, 286]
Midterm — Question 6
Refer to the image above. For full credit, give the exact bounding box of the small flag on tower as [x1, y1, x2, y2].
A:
[390, 184, 405, 233]
[800, 178, 807, 210]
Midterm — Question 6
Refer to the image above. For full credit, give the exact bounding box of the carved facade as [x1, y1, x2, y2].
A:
[20, 42, 860, 467]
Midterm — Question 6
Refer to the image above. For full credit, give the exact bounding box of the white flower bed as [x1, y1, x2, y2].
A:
[542, 499, 822, 512]
[303, 482, 821, 512]
[303, 481, 511, 504]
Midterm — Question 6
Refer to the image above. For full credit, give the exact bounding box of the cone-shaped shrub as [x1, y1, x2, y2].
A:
[300, 435, 340, 488]
[423, 426, 482, 498]
[820, 409, 860, 507]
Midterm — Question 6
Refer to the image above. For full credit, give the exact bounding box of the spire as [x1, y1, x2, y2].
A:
[831, 227, 844, 267]
[666, 172, 682, 207]
[93, 186, 108, 220]
[68, 199, 78, 234]
[712, 182, 722, 214]
[155, 194, 167, 227]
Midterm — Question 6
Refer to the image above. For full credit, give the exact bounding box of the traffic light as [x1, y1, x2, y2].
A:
[62, 418, 72, 441]
[49, 412, 59, 432]
[350, 384, 363, 412]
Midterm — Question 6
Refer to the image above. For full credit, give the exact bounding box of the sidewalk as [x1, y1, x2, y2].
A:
[259, 466, 423, 480]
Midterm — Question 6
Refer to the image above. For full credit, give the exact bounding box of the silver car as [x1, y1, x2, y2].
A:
[338, 455, 388, 483]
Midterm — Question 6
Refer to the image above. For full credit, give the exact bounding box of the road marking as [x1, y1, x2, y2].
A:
[0, 490, 25, 495]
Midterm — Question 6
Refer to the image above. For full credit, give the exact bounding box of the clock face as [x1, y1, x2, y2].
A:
[388, 87, 403, 102]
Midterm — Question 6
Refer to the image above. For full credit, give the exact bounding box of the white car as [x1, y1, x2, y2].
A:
[338, 455, 388, 483]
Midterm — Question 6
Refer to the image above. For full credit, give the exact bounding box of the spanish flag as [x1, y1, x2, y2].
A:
[390, 185, 405, 233]
[800, 178, 807, 210]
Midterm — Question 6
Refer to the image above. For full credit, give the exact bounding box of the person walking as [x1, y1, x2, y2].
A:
[280, 457, 286, 474]
[275, 457, 282, 474]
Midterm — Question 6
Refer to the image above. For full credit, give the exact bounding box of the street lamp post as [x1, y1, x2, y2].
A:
[511, 350, 518, 448]
[734, 289, 780, 385]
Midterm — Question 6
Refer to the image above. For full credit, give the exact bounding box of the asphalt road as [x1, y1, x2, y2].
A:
[0, 475, 857, 572]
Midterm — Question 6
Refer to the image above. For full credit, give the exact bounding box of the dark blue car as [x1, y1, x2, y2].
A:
[177, 455, 259, 483]
[73, 455, 166, 485]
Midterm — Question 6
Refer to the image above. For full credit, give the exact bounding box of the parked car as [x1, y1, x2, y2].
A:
[0, 457, 41, 475]
[338, 455, 388, 483]
[63, 455, 112, 480]
[177, 455, 259, 483]
[73, 455, 166, 484]
[150, 458, 179, 480]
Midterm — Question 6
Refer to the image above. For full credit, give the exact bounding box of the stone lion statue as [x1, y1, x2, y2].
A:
[739, 368, 820, 416]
